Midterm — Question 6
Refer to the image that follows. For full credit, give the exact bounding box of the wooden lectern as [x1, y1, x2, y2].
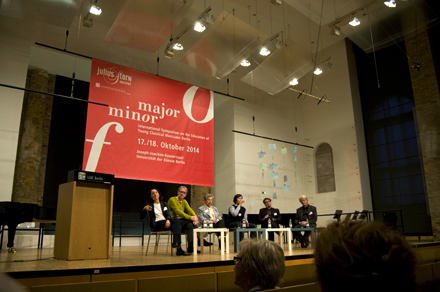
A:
[54, 181, 114, 260]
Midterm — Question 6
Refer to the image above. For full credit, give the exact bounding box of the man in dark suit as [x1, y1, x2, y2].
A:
[293, 195, 317, 248]
[258, 198, 281, 241]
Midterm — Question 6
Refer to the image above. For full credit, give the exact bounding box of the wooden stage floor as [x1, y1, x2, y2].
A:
[0, 243, 314, 276]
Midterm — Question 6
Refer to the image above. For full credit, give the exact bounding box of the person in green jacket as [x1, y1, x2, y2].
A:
[167, 186, 200, 254]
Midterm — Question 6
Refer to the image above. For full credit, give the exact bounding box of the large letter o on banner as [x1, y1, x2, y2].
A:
[183, 86, 214, 124]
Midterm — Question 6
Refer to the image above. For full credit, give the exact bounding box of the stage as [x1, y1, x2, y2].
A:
[0, 243, 314, 277]
[2, 241, 440, 292]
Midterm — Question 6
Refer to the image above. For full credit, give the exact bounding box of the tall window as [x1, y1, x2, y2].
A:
[353, 40, 430, 234]
[315, 143, 336, 193]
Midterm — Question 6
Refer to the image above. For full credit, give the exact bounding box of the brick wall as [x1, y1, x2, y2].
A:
[405, 30, 440, 240]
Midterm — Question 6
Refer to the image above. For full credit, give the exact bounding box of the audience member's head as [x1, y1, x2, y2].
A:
[234, 238, 286, 292]
[314, 221, 416, 292]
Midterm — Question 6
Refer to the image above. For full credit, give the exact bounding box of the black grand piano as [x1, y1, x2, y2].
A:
[0, 202, 56, 253]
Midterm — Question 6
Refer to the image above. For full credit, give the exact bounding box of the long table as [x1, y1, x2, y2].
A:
[193, 228, 230, 256]
[234, 228, 267, 252]
[235, 227, 316, 252]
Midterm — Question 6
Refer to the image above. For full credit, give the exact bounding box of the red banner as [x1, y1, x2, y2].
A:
[83, 59, 214, 186]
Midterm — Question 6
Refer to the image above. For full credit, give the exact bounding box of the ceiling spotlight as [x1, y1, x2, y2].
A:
[89, 4, 102, 15]
[165, 48, 174, 59]
[240, 59, 251, 67]
[384, 0, 396, 7]
[260, 47, 270, 56]
[275, 40, 283, 49]
[349, 17, 360, 26]
[330, 25, 340, 36]
[314, 68, 323, 75]
[194, 21, 206, 33]
[289, 78, 298, 86]
[173, 43, 184, 50]
[270, 0, 282, 5]
[82, 14, 93, 27]
[203, 13, 214, 25]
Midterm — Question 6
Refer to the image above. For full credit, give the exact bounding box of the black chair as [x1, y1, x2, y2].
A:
[333, 210, 343, 222]
[247, 214, 259, 226]
[343, 213, 352, 221]
[352, 210, 360, 220]
[382, 212, 398, 229]
[358, 210, 369, 221]
[280, 213, 296, 227]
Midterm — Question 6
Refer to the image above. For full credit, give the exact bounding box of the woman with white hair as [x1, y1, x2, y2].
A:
[197, 193, 225, 248]
[234, 238, 286, 292]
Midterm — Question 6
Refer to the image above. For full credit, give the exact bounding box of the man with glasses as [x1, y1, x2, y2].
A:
[258, 198, 281, 241]
[168, 186, 199, 254]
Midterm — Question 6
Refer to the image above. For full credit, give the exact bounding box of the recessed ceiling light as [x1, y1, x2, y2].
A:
[194, 21, 206, 33]
[289, 78, 298, 86]
[384, 0, 396, 8]
[349, 17, 360, 26]
[89, 4, 102, 15]
[241, 59, 251, 67]
[173, 43, 184, 50]
[260, 47, 270, 56]
[314, 68, 323, 75]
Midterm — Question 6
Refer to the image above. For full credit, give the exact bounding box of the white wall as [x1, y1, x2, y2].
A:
[230, 90, 304, 215]
[213, 95, 236, 215]
[0, 19, 32, 201]
[299, 40, 372, 226]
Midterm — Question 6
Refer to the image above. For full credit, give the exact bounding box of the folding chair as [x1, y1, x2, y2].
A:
[145, 230, 172, 255]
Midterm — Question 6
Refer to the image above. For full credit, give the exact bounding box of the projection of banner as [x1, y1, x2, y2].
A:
[83, 59, 214, 186]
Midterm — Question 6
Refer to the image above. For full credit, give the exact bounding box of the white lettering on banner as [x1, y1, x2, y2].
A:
[160, 142, 185, 151]
[182, 86, 214, 124]
[107, 103, 180, 125]
[97, 66, 133, 85]
[85, 122, 124, 171]
[138, 102, 180, 120]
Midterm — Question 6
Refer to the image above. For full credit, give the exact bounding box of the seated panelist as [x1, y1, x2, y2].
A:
[226, 194, 256, 241]
[293, 195, 317, 248]
[167, 186, 200, 254]
[197, 194, 225, 249]
[258, 198, 281, 241]
[140, 188, 190, 256]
